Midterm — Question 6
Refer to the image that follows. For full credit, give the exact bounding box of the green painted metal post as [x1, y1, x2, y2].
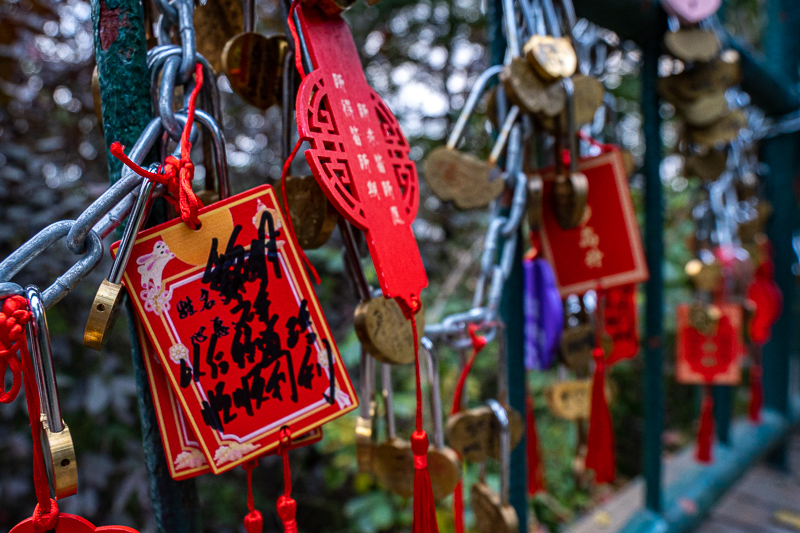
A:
[91, 1, 200, 531]
[712, 386, 731, 445]
[641, 37, 664, 514]
[761, 0, 800, 470]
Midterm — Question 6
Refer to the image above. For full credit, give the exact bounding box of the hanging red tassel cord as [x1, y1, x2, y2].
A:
[242, 460, 263, 533]
[526, 393, 546, 495]
[584, 347, 616, 484]
[449, 325, 487, 533]
[276, 428, 298, 533]
[406, 304, 439, 533]
[110, 63, 205, 230]
[748, 359, 763, 423]
[696, 386, 714, 463]
[0, 296, 59, 531]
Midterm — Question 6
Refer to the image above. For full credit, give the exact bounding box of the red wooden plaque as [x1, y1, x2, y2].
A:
[294, 3, 427, 311]
[11, 514, 139, 533]
[675, 303, 743, 385]
[539, 150, 649, 296]
[116, 185, 357, 474]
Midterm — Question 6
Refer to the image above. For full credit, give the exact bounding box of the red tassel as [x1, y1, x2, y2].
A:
[453, 480, 464, 533]
[242, 460, 263, 533]
[749, 362, 763, 423]
[277, 428, 299, 533]
[696, 387, 714, 463]
[585, 348, 615, 484]
[526, 395, 546, 495]
[409, 309, 439, 533]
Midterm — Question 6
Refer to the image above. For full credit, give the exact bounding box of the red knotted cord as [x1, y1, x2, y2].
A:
[110, 63, 205, 229]
[279, 139, 321, 285]
[276, 427, 298, 533]
[288, 0, 307, 79]
[696, 385, 715, 464]
[242, 460, 263, 533]
[577, 131, 616, 154]
[451, 324, 487, 533]
[1, 296, 59, 530]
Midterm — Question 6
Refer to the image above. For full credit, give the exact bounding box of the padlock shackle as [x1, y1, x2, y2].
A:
[244, 0, 256, 33]
[501, 0, 522, 57]
[563, 77, 580, 174]
[381, 363, 396, 439]
[0, 282, 24, 299]
[174, 109, 231, 200]
[446, 65, 504, 150]
[540, 0, 563, 38]
[25, 286, 63, 434]
[359, 346, 375, 420]
[488, 105, 521, 165]
[421, 337, 445, 450]
[485, 398, 511, 506]
[109, 177, 156, 285]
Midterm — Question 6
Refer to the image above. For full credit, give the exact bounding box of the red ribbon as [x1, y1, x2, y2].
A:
[696, 386, 714, 464]
[242, 460, 263, 533]
[110, 63, 205, 230]
[526, 394, 546, 495]
[276, 427, 298, 533]
[585, 347, 616, 484]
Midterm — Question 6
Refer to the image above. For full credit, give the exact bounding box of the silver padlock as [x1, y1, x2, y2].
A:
[83, 175, 156, 350]
[26, 285, 78, 499]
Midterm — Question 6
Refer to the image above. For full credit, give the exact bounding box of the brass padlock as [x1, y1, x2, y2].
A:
[559, 322, 594, 374]
[275, 174, 338, 249]
[522, 0, 577, 81]
[84, 177, 155, 350]
[664, 27, 720, 63]
[372, 364, 415, 497]
[354, 291, 425, 365]
[685, 256, 723, 293]
[26, 286, 78, 499]
[551, 77, 588, 229]
[421, 338, 461, 500]
[424, 68, 515, 209]
[545, 379, 592, 420]
[471, 399, 519, 533]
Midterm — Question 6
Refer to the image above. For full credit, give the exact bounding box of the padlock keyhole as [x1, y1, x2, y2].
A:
[96, 303, 106, 312]
[61, 458, 70, 468]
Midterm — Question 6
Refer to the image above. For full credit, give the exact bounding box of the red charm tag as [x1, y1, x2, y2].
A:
[539, 150, 648, 296]
[603, 284, 639, 365]
[117, 185, 357, 474]
[11, 514, 139, 533]
[293, 3, 427, 309]
[676, 303, 743, 385]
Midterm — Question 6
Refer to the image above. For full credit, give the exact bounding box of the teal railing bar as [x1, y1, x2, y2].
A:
[641, 37, 665, 514]
[711, 386, 732, 446]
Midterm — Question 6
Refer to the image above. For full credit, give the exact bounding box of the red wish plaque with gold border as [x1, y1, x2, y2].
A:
[115, 184, 357, 474]
[675, 303, 743, 385]
[539, 150, 649, 296]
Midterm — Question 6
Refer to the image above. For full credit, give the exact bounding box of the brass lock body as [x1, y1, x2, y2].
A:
[354, 297, 424, 365]
[276, 174, 338, 249]
[222, 33, 287, 110]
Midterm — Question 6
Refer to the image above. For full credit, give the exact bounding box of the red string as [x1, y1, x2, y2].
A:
[0, 296, 31, 403]
[525, 394, 546, 495]
[287, 0, 307, 79]
[577, 131, 616, 153]
[279, 139, 321, 285]
[696, 385, 714, 463]
[408, 305, 439, 533]
[276, 427, 298, 533]
[110, 63, 205, 229]
[749, 362, 763, 423]
[584, 347, 615, 484]
[451, 325, 487, 533]
[242, 460, 263, 533]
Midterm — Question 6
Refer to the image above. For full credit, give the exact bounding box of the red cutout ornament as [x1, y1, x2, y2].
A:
[675, 303, 743, 385]
[292, 3, 428, 312]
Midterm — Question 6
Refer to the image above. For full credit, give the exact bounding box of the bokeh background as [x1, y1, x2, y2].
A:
[0, 0, 766, 531]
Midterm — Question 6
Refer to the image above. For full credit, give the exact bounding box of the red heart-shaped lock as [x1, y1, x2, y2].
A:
[11, 513, 139, 533]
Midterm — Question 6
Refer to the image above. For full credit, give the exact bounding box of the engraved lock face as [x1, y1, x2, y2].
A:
[427, 447, 462, 500]
[688, 301, 722, 336]
[423, 148, 505, 210]
[559, 323, 594, 373]
[372, 437, 415, 498]
[277, 174, 338, 249]
[685, 258, 723, 293]
[193, 0, 243, 72]
[471, 482, 519, 533]
[501, 57, 562, 116]
[27, 286, 78, 500]
[664, 28, 721, 63]
[552, 172, 589, 230]
[222, 33, 287, 110]
[445, 405, 523, 463]
[677, 91, 729, 128]
[527, 174, 544, 229]
[545, 380, 591, 420]
[354, 297, 424, 365]
[523, 34, 577, 81]
[540, 74, 604, 132]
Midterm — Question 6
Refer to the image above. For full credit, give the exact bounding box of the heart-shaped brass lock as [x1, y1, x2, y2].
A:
[194, 0, 243, 73]
[446, 405, 523, 463]
[523, 35, 577, 81]
[275, 174, 338, 249]
[372, 438, 461, 500]
[501, 57, 565, 116]
[552, 172, 589, 230]
[664, 28, 720, 63]
[424, 148, 506, 210]
[222, 33, 287, 110]
[539, 74, 605, 132]
[471, 482, 519, 533]
[559, 323, 595, 374]
[354, 297, 424, 365]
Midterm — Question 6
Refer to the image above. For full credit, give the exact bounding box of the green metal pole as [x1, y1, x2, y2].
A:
[641, 37, 664, 514]
[761, 0, 800, 470]
[91, 1, 200, 531]
[712, 386, 731, 445]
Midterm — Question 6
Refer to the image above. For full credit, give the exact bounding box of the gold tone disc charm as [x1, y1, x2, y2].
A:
[222, 33, 287, 110]
[276, 174, 338, 249]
